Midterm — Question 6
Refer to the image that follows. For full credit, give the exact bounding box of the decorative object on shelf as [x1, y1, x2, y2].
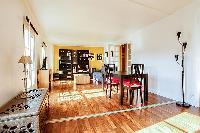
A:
[111, 51, 114, 57]
[105, 52, 108, 57]
[41, 42, 47, 70]
[97, 54, 103, 60]
[41, 57, 47, 70]
[104, 51, 114, 57]
[174, 32, 191, 108]
[89, 53, 94, 60]
[18, 55, 32, 93]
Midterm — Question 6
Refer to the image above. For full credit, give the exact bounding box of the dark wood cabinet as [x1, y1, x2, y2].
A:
[72, 50, 78, 74]
[59, 49, 73, 79]
[77, 50, 89, 72]
[59, 49, 90, 79]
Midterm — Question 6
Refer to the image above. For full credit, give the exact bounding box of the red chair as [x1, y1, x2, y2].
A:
[105, 65, 119, 98]
[107, 64, 120, 81]
[123, 64, 144, 105]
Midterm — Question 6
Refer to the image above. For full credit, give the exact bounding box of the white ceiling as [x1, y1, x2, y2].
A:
[28, 0, 193, 45]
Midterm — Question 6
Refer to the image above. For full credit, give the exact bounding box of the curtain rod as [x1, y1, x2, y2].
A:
[25, 16, 38, 35]
[42, 42, 47, 47]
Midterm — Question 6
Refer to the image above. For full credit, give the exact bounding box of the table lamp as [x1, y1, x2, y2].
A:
[18, 55, 32, 92]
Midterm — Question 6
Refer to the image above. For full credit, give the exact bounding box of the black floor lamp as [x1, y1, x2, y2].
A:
[175, 32, 191, 108]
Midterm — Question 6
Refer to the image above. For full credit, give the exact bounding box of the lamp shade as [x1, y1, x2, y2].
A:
[18, 56, 32, 64]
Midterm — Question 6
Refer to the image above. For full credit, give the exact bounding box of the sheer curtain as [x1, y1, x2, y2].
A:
[40, 45, 46, 68]
[23, 21, 36, 89]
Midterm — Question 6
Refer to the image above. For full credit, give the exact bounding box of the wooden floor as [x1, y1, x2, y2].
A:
[45, 81, 200, 133]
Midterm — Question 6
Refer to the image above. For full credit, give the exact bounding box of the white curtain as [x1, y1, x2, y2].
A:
[23, 20, 36, 89]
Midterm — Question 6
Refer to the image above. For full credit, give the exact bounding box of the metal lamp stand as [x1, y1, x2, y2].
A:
[23, 64, 28, 93]
[175, 32, 191, 108]
[20, 64, 29, 99]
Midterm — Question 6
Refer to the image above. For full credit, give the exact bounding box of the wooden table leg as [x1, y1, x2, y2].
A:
[120, 76, 124, 105]
[144, 74, 148, 102]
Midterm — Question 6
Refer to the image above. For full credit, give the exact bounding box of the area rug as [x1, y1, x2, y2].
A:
[136, 112, 200, 133]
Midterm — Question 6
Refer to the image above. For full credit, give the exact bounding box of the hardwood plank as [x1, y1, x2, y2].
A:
[45, 82, 200, 133]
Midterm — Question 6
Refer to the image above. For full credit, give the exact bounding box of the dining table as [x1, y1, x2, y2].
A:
[102, 71, 148, 105]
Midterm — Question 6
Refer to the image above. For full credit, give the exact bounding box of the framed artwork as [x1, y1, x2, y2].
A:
[97, 54, 102, 60]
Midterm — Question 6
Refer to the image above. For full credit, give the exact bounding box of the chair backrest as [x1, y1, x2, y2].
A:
[131, 64, 144, 83]
[104, 64, 114, 83]
[107, 64, 116, 73]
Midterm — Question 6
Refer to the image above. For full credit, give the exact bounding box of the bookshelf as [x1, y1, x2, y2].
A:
[77, 50, 89, 72]
[58, 49, 90, 79]
[59, 49, 73, 79]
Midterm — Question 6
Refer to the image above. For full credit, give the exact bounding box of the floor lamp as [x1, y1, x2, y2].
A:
[175, 32, 191, 107]
[18, 55, 32, 93]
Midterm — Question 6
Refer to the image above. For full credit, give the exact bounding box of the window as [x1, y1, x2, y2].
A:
[23, 24, 36, 88]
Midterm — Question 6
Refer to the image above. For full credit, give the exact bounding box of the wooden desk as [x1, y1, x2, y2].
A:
[103, 72, 148, 105]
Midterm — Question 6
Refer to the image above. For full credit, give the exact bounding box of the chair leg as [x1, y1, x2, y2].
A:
[132, 89, 135, 104]
[106, 84, 108, 95]
[129, 89, 133, 105]
[117, 85, 118, 93]
[129, 89, 131, 105]
[102, 82, 104, 91]
[140, 89, 143, 104]
[109, 85, 112, 98]
[127, 88, 128, 98]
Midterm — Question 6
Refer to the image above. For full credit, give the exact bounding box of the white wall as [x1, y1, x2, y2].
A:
[125, 1, 200, 107]
[0, 0, 46, 107]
